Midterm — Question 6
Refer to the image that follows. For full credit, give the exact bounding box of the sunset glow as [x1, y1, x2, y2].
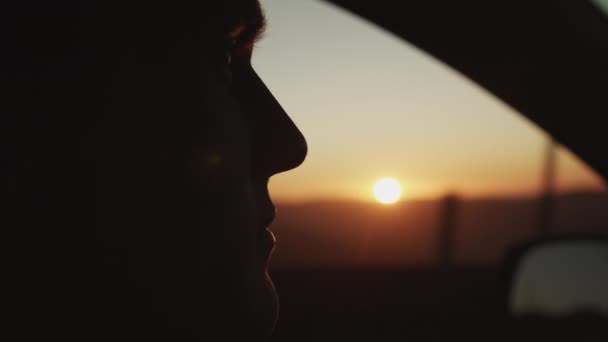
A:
[374, 178, 402, 204]
[255, 0, 606, 203]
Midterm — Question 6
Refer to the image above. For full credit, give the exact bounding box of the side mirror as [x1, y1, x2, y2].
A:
[504, 236, 608, 340]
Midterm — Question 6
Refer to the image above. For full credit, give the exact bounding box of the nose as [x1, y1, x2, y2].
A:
[234, 67, 307, 179]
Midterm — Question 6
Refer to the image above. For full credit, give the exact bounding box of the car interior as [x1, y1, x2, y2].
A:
[251, 1, 608, 341]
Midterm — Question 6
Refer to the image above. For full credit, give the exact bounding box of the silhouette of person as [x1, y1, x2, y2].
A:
[6, 1, 306, 341]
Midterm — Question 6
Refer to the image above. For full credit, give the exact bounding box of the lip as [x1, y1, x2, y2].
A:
[258, 202, 277, 261]
[258, 227, 276, 262]
[261, 208, 276, 230]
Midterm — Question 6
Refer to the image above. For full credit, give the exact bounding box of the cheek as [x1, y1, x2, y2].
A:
[188, 87, 254, 198]
[173, 89, 260, 256]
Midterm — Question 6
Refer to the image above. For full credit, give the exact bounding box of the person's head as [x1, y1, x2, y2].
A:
[10, 1, 306, 340]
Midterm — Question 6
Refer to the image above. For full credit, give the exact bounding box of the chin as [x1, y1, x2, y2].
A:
[181, 271, 279, 341]
[255, 271, 280, 340]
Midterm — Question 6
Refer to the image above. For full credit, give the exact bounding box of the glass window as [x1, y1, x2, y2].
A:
[253, 0, 606, 269]
[591, 0, 608, 16]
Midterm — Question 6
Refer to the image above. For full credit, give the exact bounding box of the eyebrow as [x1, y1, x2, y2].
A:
[229, 6, 267, 54]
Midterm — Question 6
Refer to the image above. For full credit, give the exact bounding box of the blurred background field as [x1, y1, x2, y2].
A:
[268, 191, 608, 341]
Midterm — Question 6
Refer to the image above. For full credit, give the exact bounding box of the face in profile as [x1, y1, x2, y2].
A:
[93, 1, 307, 340]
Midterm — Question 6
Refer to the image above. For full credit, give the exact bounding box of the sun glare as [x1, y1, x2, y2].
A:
[373, 178, 402, 204]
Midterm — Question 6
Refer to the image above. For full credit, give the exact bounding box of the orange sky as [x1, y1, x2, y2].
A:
[253, 0, 606, 203]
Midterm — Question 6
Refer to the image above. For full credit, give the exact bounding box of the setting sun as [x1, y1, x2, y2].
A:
[373, 178, 402, 204]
